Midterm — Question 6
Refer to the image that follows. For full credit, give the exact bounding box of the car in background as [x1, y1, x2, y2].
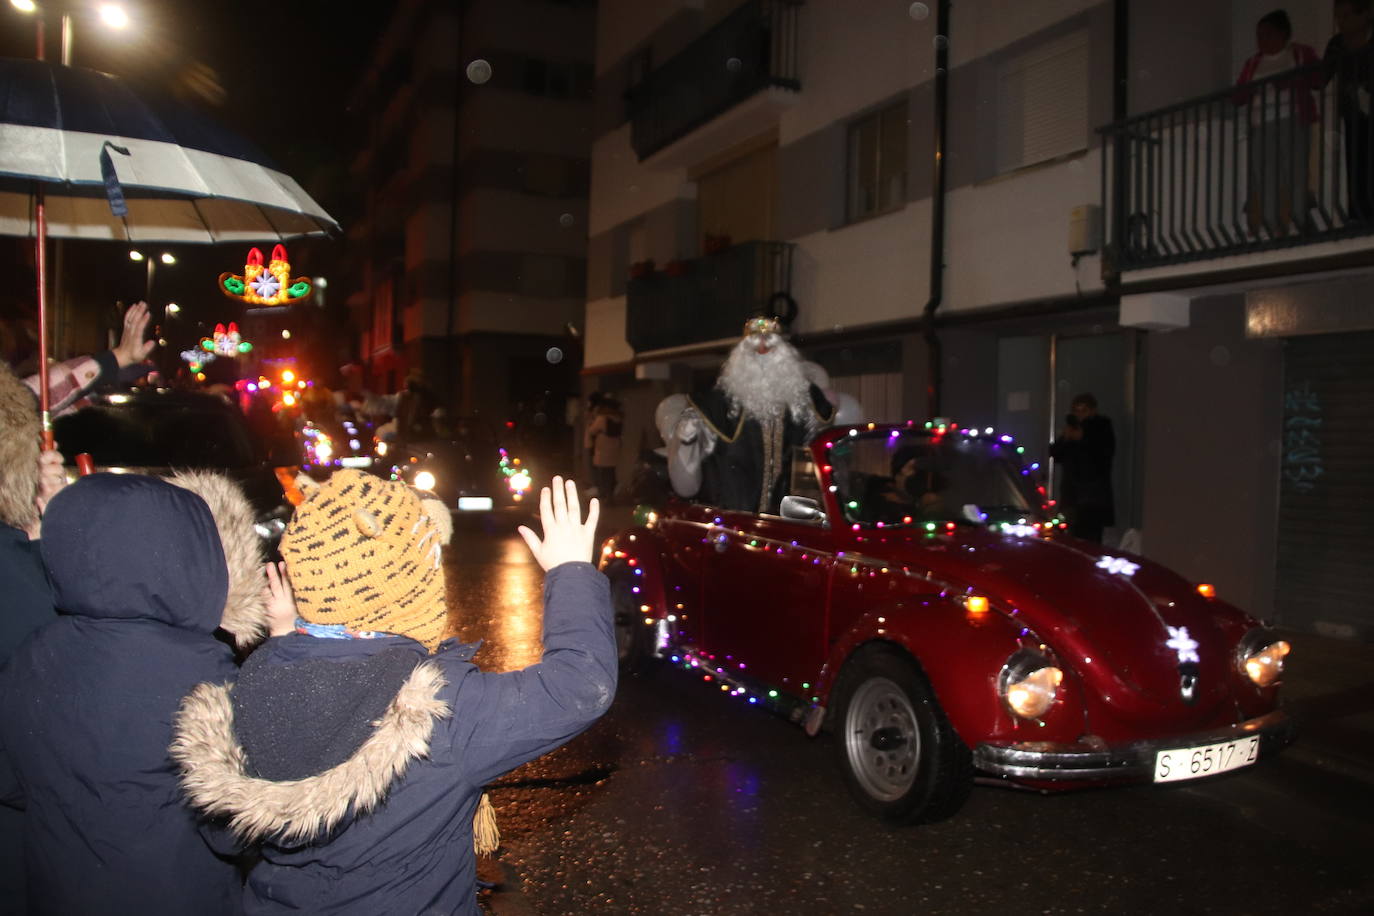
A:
[601, 420, 1294, 824]
[383, 416, 535, 516]
[52, 389, 299, 551]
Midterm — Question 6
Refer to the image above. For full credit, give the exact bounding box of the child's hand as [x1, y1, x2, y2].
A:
[264, 561, 298, 637]
[517, 476, 600, 572]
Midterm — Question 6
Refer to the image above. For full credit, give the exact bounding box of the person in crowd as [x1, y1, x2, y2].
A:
[171, 472, 615, 915]
[0, 470, 269, 915]
[662, 316, 835, 514]
[1325, 0, 1374, 220]
[20, 300, 157, 418]
[1234, 9, 1320, 236]
[1049, 392, 1116, 544]
[0, 364, 67, 916]
[585, 395, 623, 505]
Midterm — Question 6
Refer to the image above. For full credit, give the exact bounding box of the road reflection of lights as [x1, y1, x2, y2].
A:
[491, 538, 543, 670]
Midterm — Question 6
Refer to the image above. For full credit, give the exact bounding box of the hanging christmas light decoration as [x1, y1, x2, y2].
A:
[218, 244, 314, 306]
[199, 322, 253, 357]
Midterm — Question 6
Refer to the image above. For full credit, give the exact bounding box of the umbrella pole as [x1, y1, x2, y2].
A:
[35, 184, 52, 450]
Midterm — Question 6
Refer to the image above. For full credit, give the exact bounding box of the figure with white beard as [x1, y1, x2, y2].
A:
[660, 317, 835, 514]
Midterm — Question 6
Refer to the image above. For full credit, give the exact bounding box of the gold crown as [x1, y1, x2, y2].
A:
[743, 316, 781, 336]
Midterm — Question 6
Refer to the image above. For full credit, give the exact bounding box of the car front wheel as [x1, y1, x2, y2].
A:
[831, 645, 973, 824]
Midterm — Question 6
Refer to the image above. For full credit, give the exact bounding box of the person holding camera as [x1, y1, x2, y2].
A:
[1050, 392, 1115, 544]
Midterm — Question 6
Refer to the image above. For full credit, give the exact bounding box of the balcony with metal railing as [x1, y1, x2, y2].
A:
[1100, 47, 1374, 273]
[626, 0, 802, 162]
[625, 241, 796, 353]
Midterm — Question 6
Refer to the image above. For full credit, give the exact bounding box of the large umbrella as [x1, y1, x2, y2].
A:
[0, 57, 339, 441]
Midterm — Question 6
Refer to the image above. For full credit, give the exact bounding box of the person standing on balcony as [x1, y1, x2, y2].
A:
[1235, 9, 1321, 237]
[1324, 0, 1374, 221]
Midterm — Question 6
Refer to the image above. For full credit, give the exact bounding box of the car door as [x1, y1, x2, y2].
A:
[697, 448, 837, 694]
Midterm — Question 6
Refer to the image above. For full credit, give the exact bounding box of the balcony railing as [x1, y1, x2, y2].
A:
[626, 0, 802, 161]
[1100, 47, 1374, 272]
[626, 241, 795, 352]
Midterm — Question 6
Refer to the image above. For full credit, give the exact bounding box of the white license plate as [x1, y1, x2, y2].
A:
[457, 497, 494, 511]
[1153, 735, 1260, 783]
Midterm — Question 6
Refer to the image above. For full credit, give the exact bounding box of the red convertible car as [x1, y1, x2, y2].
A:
[600, 420, 1294, 823]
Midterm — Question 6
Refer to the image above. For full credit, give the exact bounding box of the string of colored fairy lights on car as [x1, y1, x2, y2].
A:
[498, 447, 533, 499]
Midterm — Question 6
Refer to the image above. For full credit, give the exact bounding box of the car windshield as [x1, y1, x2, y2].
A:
[53, 396, 258, 470]
[827, 429, 1042, 527]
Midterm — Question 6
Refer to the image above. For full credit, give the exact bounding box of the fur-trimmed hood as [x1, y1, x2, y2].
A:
[171, 655, 450, 845]
[167, 470, 269, 649]
[0, 360, 41, 531]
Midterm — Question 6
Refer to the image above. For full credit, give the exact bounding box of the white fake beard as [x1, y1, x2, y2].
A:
[718, 334, 814, 429]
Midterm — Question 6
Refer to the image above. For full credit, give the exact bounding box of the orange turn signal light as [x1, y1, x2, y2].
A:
[1197, 583, 1216, 599]
[967, 595, 989, 614]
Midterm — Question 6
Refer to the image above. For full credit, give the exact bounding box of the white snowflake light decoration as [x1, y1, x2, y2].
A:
[1166, 626, 1201, 664]
[250, 271, 282, 300]
[1096, 555, 1140, 577]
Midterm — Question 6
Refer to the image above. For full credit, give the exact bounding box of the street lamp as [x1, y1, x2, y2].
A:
[129, 249, 175, 303]
[9, 0, 131, 63]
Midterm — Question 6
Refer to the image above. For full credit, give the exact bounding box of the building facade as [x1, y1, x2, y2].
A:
[345, 0, 595, 447]
[583, 0, 1374, 641]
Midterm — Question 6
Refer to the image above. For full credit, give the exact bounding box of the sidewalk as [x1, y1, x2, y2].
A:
[1273, 627, 1374, 787]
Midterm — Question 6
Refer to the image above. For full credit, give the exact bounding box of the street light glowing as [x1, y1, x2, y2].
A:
[129, 250, 145, 261]
[99, 4, 130, 28]
[10, 0, 38, 14]
[159, 252, 176, 265]
[165, 303, 180, 315]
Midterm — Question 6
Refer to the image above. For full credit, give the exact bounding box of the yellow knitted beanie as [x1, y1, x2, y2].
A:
[281, 469, 453, 651]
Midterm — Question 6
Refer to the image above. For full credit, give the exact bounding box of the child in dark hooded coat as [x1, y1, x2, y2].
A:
[171, 470, 615, 916]
[0, 471, 268, 915]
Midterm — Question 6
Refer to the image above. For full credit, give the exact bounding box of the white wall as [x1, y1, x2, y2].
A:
[588, 124, 694, 237]
[584, 295, 635, 366]
[944, 155, 1106, 310]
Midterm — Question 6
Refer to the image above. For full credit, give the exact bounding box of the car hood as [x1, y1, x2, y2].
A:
[878, 527, 1243, 717]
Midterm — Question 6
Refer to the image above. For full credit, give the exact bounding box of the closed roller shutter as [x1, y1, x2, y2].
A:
[1275, 331, 1374, 640]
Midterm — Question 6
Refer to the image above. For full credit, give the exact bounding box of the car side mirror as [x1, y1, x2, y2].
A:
[781, 495, 825, 523]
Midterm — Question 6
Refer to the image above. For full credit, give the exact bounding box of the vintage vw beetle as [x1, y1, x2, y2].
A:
[600, 421, 1294, 823]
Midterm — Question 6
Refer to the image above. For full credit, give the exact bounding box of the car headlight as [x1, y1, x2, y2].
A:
[998, 649, 1064, 720]
[376, 440, 388, 457]
[508, 469, 532, 493]
[413, 470, 437, 491]
[1236, 629, 1290, 688]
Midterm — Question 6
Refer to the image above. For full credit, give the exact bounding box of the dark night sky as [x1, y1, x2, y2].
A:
[1, 0, 382, 372]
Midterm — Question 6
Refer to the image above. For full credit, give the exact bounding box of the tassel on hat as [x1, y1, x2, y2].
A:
[473, 792, 500, 855]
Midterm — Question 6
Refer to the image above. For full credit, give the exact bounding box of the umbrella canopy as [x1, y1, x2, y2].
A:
[0, 57, 339, 243]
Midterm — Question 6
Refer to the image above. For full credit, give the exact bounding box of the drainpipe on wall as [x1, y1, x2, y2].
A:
[921, 0, 951, 416]
[444, 1, 467, 414]
[1107, 0, 1128, 289]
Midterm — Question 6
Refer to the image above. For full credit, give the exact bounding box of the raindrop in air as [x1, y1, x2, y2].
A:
[909, 2, 930, 20]
[546, 347, 564, 364]
[466, 59, 492, 84]
[558, 213, 575, 228]
[726, 57, 742, 72]
[933, 34, 948, 50]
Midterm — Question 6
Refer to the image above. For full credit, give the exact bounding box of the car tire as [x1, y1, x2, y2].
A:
[830, 644, 973, 824]
[607, 563, 657, 674]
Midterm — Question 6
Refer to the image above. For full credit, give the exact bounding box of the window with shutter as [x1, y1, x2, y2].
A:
[994, 30, 1089, 175]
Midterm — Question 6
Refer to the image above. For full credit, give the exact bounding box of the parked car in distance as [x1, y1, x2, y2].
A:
[52, 389, 299, 551]
[383, 416, 535, 516]
[601, 420, 1294, 824]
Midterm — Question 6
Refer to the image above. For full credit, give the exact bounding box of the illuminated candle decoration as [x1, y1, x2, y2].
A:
[218, 244, 314, 306]
[200, 322, 253, 356]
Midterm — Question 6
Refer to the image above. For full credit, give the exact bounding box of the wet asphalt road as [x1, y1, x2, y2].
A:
[447, 517, 1374, 916]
